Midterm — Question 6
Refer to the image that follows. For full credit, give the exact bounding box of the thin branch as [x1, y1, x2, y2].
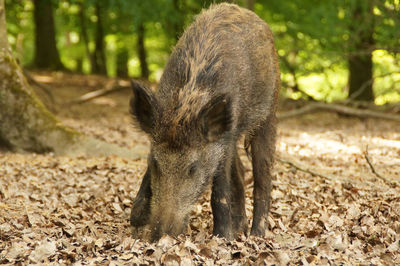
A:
[276, 156, 334, 181]
[277, 102, 400, 122]
[364, 147, 397, 187]
[348, 71, 400, 101]
[69, 79, 131, 105]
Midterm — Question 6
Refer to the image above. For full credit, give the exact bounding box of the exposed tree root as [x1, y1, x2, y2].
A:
[0, 50, 142, 160]
[23, 69, 55, 104]
[278, 102, 400, 122]
[277, 152, 399, 189]
[276, 156, 335, 181]
[364, 147, 398, 188]
[69, 79, 130, 104]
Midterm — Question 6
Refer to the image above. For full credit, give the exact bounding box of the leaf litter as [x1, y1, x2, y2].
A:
[1, 72, 400, 264]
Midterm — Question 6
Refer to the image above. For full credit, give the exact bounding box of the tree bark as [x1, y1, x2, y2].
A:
[32, 0, 64, 70]
[92, 2, 107, 75]
[116, 46, 129, 78]
[0, 0, 8, 51]
[347, 0, 375, 101]
[171, 0, 185, 41]
[0, 51, 140, 157]
[0, 0, 140, 158]
[245, 0, 255, 11]
[137, 23, 149, 80]
[78, 1, 96, 73]
[277, 102, 400, 122]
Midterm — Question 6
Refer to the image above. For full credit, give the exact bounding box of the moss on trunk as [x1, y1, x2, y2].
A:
[0, 51, 78, 153]
[0, 51, 143, 159]
[0, 0, 143, 159]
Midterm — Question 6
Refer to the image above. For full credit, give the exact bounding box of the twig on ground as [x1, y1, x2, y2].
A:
[364, 147, 397, 187]
[276, 156, 334, 181]
[277, 102, 400, 122]
[69, 79, 131, 104]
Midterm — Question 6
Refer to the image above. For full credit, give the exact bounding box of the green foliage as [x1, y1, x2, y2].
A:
[4, 0, 400, 102]
[257, 0, 400, 103]
[5, 0, 35, 63]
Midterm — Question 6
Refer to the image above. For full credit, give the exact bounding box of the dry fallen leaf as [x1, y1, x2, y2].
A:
[1, 73, 400, 264]
[29, 239, 57, 263]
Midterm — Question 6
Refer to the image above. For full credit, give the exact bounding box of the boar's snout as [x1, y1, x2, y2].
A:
[146, 209, 188, 242]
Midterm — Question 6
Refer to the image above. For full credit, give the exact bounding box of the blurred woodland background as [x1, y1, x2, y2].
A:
[2, 1, 400, 264]
[4, 0, 400, 104]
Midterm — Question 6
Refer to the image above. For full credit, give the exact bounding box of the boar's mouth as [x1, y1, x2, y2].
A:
[147, 212, 189, 242]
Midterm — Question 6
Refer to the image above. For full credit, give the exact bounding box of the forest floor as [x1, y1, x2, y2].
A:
[1, 72, 400, 265]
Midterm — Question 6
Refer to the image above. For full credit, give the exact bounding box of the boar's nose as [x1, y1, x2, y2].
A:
[150, 217, 184, 242]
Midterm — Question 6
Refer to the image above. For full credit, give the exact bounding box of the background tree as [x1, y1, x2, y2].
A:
[32, 0, 64, 70]
[0, 0, 137, 157]
[0, 0, 8, 50]
[4, 0, 400, 104]
[116, 43, 129, 78]
[347, 0, 375, 101]
[137, 23, 149, 79]
[258, 0, 400, 102]
[245, 0, 255, 11]
[77, 0, 96, 73]
[91, 0, 107, 74]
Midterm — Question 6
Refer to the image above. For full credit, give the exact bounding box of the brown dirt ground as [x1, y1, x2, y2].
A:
[1, 72, 399, 265]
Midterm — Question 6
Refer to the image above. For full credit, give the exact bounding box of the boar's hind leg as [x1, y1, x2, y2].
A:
[230, 148, 248, 235]
[211, 157, 234, 240]
[250, 115, 276, 236]
[130, 168, 152, 237]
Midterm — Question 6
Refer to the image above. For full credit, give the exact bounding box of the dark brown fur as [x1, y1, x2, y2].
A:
[130, 3, 280, 242]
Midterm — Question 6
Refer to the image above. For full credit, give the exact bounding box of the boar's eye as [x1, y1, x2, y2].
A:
[188, 162, 198, 176]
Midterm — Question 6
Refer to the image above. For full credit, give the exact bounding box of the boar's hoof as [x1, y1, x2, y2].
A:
[250, 225, 267, 237]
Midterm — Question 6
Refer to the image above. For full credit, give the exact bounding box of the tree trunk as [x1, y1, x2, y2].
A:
[78, 1, 96, 73]
[137, 23, 149, 80]
[32, 0, 64, 70]
[0, 0, 140, 158]
[348, 51, 374, 101]
[245, 0, 255, 11]
[347, 0, 375, 101]
[92, 2, 107, 75]
[171, 0, 185, 41]
[0, 1, 8, 51]
[116, 46, 129, 78]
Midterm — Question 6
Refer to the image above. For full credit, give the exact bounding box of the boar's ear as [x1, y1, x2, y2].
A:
[130, 80, 159, 134]
[200, 95, 232, 142]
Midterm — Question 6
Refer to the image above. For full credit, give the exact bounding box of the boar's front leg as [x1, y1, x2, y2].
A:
[230, 148, 248, 235]
[211, 155, 234, 240]
[130, 168, 152, 237]
[250, 115, 276, 236]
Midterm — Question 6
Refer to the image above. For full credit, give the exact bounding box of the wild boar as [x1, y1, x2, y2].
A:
[130, 3, 280, 242]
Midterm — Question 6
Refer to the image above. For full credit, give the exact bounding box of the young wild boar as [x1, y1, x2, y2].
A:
[130, 3, 280, 242]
